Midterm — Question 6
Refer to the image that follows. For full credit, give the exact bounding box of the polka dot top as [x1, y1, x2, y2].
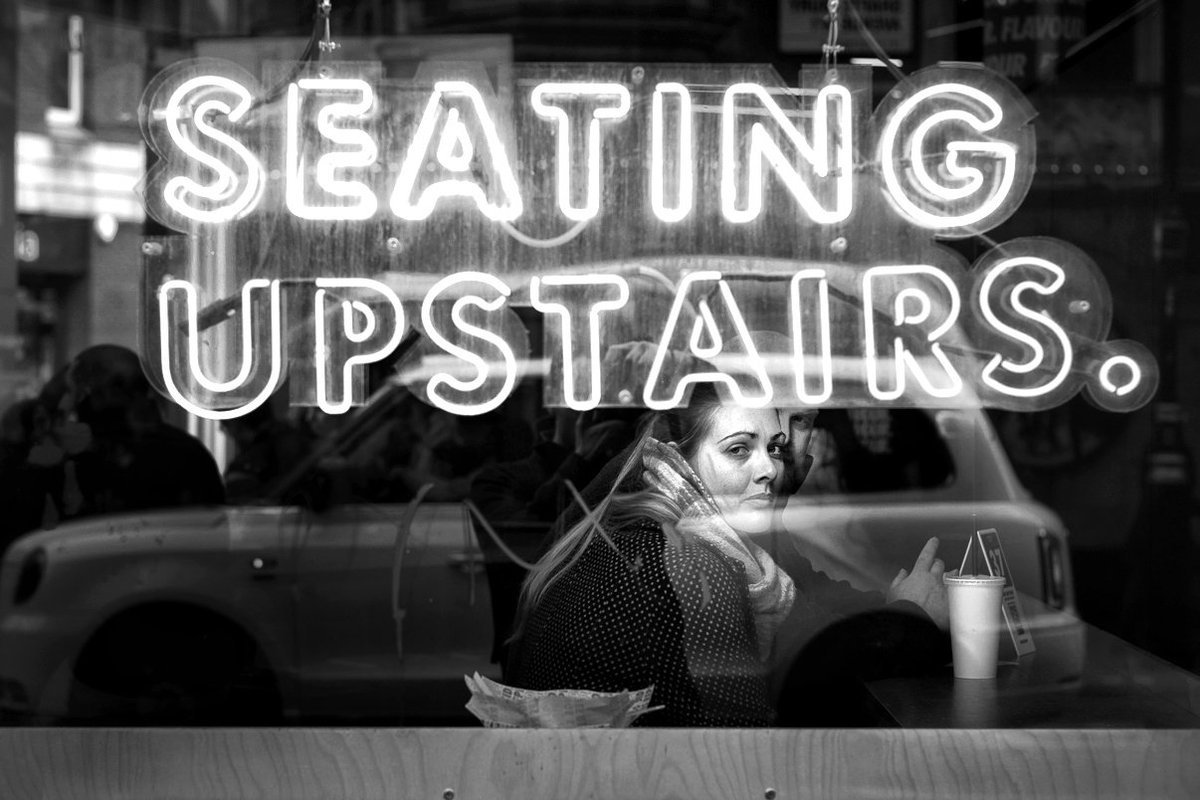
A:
[506, 517, 774, 727]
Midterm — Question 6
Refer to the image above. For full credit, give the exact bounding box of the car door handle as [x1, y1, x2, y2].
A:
[448, 550, 485, 573]
[250, 556, 278, 581]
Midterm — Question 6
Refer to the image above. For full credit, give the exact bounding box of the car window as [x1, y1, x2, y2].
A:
[800, 409, 956, 496]
[246, 383, 540, 509]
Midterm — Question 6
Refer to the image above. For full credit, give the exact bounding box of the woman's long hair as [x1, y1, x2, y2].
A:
[509, 383, 728, 642]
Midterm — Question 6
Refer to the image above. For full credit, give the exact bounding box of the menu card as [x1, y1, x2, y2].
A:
[960, 528, 1037, 657]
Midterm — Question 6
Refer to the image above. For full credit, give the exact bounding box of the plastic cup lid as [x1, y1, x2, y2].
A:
[943, 574, 1006, 586]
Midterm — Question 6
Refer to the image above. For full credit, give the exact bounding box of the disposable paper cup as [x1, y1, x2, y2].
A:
[944, 574, 1006, 679]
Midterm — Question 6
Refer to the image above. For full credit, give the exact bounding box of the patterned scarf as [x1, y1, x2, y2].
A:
[641, 437, 795, 658]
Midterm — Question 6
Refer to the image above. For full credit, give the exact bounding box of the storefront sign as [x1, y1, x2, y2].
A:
[778, 0, 914, 55]
[983, 0, 1088, 88]
[136, 59, 1157, 418]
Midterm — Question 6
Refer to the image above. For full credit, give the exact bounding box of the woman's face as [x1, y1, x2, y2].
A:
[685, 405, 788, 534]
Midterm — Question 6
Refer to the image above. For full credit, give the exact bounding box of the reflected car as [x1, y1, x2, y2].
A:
[0, 394, 1083, 725]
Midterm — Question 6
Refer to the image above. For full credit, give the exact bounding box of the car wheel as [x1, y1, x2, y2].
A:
[68, 603, 282, 725]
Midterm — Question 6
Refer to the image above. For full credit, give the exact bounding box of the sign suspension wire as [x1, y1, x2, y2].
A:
[318, 0, 339, 58]
[821, 0, 843, 75]
[842, 0, 907, 83]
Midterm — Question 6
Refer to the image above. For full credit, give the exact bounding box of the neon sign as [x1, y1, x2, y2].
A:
[137, 60, 1157, 418]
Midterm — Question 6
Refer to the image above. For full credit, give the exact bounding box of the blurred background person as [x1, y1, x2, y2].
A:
[220, 392, 314, 503]
[61, 344, 225, 517]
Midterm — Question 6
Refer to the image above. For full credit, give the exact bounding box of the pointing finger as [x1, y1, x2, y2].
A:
[912, 537, 940, 572]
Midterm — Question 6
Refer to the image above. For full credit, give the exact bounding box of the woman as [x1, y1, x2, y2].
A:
[506, 383, 947, 726]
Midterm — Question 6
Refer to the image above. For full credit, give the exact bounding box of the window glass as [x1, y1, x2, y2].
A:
[0, 0, 1186, 735]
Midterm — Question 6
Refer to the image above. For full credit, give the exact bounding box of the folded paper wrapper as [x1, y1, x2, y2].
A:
[464, 673, 662, 728]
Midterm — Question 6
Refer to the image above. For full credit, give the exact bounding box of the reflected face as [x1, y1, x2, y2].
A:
[685, 406, 788, 534]
[772, 409, 818, 498]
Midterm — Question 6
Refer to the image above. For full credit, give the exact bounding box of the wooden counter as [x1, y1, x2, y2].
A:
[0, 727, 1198, 799]
[868, 612, 1200, 729]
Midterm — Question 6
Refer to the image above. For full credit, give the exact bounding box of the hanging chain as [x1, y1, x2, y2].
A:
[822, 0, 844, 74]
[318, 0, 339, 56]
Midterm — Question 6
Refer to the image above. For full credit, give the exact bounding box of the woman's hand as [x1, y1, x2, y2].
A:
[887, 537, 950, 630]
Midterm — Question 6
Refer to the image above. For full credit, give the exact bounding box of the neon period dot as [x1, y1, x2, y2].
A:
[1099, 355, 1142, 396]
